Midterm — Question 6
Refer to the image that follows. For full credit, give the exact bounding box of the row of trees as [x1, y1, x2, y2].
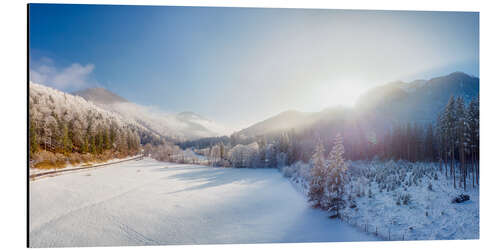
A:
[436, 96, 479, 190]
[379, 123, 437, 162]
[29, 114, 141, 157]
[380, 96, 479, 190]
[198, 132, 300, 168]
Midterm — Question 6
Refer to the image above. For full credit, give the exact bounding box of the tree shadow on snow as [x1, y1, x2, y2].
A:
[160, 167, 275, 195]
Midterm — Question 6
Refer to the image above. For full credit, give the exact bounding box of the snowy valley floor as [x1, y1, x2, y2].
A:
[29, 158, 378, 247]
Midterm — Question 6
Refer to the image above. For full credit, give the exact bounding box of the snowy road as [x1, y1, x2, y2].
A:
[29, 158, 377, 247]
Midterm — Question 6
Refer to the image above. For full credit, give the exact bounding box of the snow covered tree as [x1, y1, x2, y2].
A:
[61, 123, 72, 154]
[308, 138, 326, 207]
[29, 119, 38, 156]
[467, 97, 479, 186]
[209, 145, 220, 166]
[455, 97, 467, 190]
[276, 151, 288, 168]
[324, 133, 348, 213]
[265, 144, 277, 168]
[443, 96, 457, 188]
[437, 112, 448, 174]
[228, 144, 245, 167]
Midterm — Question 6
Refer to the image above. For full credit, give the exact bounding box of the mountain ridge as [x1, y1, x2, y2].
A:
[233, 72, 479, 140]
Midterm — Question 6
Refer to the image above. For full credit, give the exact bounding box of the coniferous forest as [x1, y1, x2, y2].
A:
[29, 83, 143, 169]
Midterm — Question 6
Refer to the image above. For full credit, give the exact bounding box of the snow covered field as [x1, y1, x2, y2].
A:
[29, 158, 377, 247]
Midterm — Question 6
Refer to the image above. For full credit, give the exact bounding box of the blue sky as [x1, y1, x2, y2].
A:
[29, 4, 479, 129]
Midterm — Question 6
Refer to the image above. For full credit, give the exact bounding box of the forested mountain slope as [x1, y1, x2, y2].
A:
[356, 72, 479, 123]
[29, 82, 158, 167]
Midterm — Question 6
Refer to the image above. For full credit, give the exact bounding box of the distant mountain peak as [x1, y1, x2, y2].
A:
[74, 87, 128, 105]
[177, 111, 207, 121]
[235, 109, 310, 138]
[448, 71, 470, 77]
[277, 109, 303, 116]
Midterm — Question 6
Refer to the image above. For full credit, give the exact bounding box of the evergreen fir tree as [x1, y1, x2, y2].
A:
[62, 123, 72, 154]
[104, 128, 111, 150]
[455, 97, 467, 190]
[29, 119, 38, 157]
[444, 96, 457, 187]
[308, 138, 326, 207]
[324, 133, 348, 213]
[82, 135, 88, 154]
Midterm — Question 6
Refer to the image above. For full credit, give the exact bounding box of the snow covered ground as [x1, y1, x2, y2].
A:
[29, 158, 377, 247]
[281, 160, 479, 241]
[342, 161, 479, 241]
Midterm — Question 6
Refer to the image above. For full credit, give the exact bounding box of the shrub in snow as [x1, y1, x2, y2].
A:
[298, 163, 312, 181]
[402, 193, 411, 205]
[282, 166, 295, 178]
[395, 192, 411, 206]
[308, 183, 324, 208]
[32, 150, 57, 165]
[325, 197, 345, 217]
[452, 194, 470, 203]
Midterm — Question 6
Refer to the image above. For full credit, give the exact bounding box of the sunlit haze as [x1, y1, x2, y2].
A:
[29, 5, 479, 131]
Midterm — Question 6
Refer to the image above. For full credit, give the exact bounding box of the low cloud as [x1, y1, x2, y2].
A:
[30, 57, 98, 91]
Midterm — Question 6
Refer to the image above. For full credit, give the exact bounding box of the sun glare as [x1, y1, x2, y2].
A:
[311, 80, 367, 110]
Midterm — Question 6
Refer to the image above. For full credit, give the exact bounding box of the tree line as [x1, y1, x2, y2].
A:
[29, 115, 141, 157]
[182, 95, 478, 191]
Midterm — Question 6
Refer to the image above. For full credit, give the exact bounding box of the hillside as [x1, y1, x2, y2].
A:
[75, 87, 230, 141]
[28, 82, 154, 168]
[356, 72, 479, 123]
[74, 87, 129, 105]
[236, 110, 313, 138]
